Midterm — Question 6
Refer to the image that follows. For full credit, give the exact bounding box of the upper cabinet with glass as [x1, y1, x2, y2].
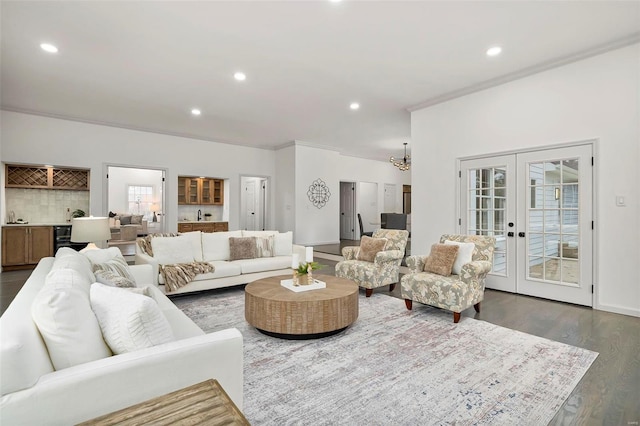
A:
[178, 176, 223, 205]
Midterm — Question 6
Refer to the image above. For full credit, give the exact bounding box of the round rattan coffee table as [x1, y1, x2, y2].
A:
[245, 275, 359, 339]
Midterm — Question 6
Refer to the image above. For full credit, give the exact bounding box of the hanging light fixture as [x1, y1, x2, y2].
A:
[390, 142, 411, 171]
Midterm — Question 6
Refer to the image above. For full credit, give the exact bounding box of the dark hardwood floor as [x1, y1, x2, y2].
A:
[2, 259, 638, 425]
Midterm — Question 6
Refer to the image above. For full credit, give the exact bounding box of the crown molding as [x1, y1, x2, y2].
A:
[407, 33, 640, 112]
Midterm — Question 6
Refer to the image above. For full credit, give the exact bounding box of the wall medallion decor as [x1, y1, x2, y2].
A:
[307, 179, 331, 209]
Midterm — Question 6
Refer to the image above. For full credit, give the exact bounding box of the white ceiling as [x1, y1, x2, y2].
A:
[2, 1, 639, 162]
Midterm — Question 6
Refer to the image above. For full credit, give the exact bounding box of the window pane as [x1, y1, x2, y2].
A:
[563, 184, 579, 208]
[563, 259, 579, 284]
[544, 259, 561, 282]
[530, 163, 544, 185]
[544, 210, 560, 233]
[545, 161, 561, 185]
[494, 168, 506, 187]
[562, 159, 579, 183]
[528, 233, 544, 257]
[529, 257, 544, 279]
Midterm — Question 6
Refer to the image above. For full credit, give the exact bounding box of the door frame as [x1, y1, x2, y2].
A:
[103, 163, 167, 234]
[456, 139, 598, 306]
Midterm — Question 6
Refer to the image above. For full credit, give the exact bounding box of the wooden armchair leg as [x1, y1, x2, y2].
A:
[404, 299, 412, 310]
[365, 288, 373, 297]
[474, 302, 481, 313]
[389, 283, 396, 292]
[453, 312, 461, 323]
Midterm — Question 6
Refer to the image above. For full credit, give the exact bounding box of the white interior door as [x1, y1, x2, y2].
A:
[340, 182, 356, 240]
[243, 179, 258, 231]
[384, 183, 396, 213]
[460, 144, 593, 306]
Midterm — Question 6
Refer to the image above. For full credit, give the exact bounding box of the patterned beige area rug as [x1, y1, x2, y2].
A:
[174, 288, 597, 425]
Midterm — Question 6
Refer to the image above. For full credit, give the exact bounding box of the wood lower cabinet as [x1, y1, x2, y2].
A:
[177, 222, 228, 233]
[2, 226, 53, 269]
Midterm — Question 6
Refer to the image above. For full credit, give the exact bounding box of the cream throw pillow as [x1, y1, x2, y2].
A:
[255, 235, 275, 258]
[274, 231, 293, 256]
[32, 269, 112, 370]
[444, 240, 476, 275]
[90, 283, 174, 355]
[151, 237, 195, 265]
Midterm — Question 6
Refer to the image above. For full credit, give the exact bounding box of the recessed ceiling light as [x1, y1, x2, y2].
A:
[40, 43, 58, 53]
[486, 46, 502, 57]
[234, 72, 246, 81]
[350, 102, 360, 110]
[191, 108, 201, 116]
[329, 0, 343, 3]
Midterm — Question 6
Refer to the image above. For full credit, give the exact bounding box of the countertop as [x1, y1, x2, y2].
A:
[178, 220, 227, 224]
[3, 223, 72, 227]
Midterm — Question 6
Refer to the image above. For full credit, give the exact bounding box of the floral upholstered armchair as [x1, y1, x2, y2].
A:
[401, 234, 495, 323]
[335, 229, 409, 297]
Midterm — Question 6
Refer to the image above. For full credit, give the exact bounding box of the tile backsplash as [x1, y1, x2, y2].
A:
[177, 205, 224, 222]
[5, 188, 90, 224]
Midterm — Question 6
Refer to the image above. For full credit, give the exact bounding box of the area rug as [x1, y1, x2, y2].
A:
[173, 289, 598, 425]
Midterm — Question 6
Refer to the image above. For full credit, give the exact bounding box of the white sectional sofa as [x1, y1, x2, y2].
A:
[135, 230, 309, 295]
[0, 248, 243, 425]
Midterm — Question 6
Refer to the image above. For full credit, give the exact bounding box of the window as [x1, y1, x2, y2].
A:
[128, 185, 153, 219]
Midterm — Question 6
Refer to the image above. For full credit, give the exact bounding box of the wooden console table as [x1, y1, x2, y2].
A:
[77, 379, 249, 426]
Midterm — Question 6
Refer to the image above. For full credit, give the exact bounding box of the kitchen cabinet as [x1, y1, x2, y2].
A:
[178, 176, 223, 205]
[5, 164, 89, 190]
[177, 222, 228, 233]
[2, 226, 53, 270]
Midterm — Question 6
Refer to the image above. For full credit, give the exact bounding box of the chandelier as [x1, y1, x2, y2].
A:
[390, 142, 411, 171]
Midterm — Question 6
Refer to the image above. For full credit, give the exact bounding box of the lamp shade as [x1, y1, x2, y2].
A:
[71, 217, 111, 243]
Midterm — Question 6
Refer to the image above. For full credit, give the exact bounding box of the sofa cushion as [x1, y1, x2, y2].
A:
[202, 230, 242, 261]
[91, 253, 135, 282]
[191, 261, 243, 281]
[233, 256, 292, 274]
[90, 283, 175, 355]
[32, 268, 112, 371]
[229, 237, 257, 261]
[131, 214, 144, 225]
[151, 237, 195, 265]
[444, 240, 476, 275]
[424, 243, 459, 276]
[178, 231, 204, 262]
[53, 247, 95, 283]
[255, 235, 275, 258]
[274, 231, 293, 256]
[119, 215, 132, 225]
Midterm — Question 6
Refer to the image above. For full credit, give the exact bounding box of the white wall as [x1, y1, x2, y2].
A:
[0, 111, 276, 232]
[275, 145, 295, 233]
[358, 182, 378, 236]
[411, 44, 640, 317]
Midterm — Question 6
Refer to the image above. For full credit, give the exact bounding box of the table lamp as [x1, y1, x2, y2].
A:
[71, 216, 111, 252]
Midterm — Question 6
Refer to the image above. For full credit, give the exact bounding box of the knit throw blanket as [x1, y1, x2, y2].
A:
[160, 261, 214, 293]
[137, 233, 214, 292]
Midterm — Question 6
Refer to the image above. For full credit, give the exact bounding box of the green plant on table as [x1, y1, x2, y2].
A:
[295, 262, 323, 275]
[71, 209, 85, 218]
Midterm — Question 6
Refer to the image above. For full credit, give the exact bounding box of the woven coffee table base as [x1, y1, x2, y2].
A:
[245, 275, 359, 339]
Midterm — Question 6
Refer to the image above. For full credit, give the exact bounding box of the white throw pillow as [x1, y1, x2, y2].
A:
[178, 231, 204, 262]
[90, 283, 174, 355]
[151, 237, 195, 265]
[83, 247, 124, 265]
[274, 231, 293, 256]
[32, 269, 112, 370]
[202, 230, 242, 261]
[52, 247, 96, 283]
[242, 230, 277, 238]
[444, 240, 476, 275]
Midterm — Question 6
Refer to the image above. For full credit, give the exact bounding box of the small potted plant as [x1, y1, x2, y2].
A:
[294, 261, 323, 285]
[204, 213, 212, 222]
[72, 209, 86, 218]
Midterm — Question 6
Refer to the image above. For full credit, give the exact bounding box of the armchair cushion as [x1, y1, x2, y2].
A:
[423, 244, 459, 276]
[356, 236, 388, 262]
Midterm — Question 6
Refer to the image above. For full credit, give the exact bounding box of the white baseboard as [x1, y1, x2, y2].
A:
[595, 303, 640, 318]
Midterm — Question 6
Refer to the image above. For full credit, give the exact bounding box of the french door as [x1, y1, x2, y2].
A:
[460, 144, 593, 306]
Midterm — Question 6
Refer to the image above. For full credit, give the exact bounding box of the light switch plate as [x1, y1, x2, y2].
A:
[616, 196, 626, 207]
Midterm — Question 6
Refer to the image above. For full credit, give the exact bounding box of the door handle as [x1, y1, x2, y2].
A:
[518, 232, 526, 237]
[507, 232, 514, 237]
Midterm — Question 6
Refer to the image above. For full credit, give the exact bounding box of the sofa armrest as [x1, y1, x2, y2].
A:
[140, 220, 148, 234]
[0, 329, 244, 426]
[460, 260, 493, 284]
[134, 251, 159, 286]
[292, 244, 307, 261]
[406, 255, 428, 273]
[341, 246, 359, 260]
[128, 264, 153, 287]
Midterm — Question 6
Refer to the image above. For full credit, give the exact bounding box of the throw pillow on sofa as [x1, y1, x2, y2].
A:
[424, 244, 459, 277]
[90, 283, 174, 355]
[130, 214, 144, 225]
[95, 270, 135, 288]
[52, 247, 96, 284]
[255, 235, 275, 258]
[32, 268, 112, 370]
[229, 237, 257, 260]
[202, 230, 243, 261]
[119, 215, 132, 225]
[274, 231, 293, 256]
[177, 231, 204, 262]
[444, 240, 475, 275]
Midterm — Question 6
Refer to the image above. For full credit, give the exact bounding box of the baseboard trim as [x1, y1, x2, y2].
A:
[595, 303, 640, 318]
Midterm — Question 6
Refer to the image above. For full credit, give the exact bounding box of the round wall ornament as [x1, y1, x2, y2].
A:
[307, 178, 331, 209]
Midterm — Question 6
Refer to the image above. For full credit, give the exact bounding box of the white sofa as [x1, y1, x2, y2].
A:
[135, 230, 309, 295]
[0, 249, 243, 425]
